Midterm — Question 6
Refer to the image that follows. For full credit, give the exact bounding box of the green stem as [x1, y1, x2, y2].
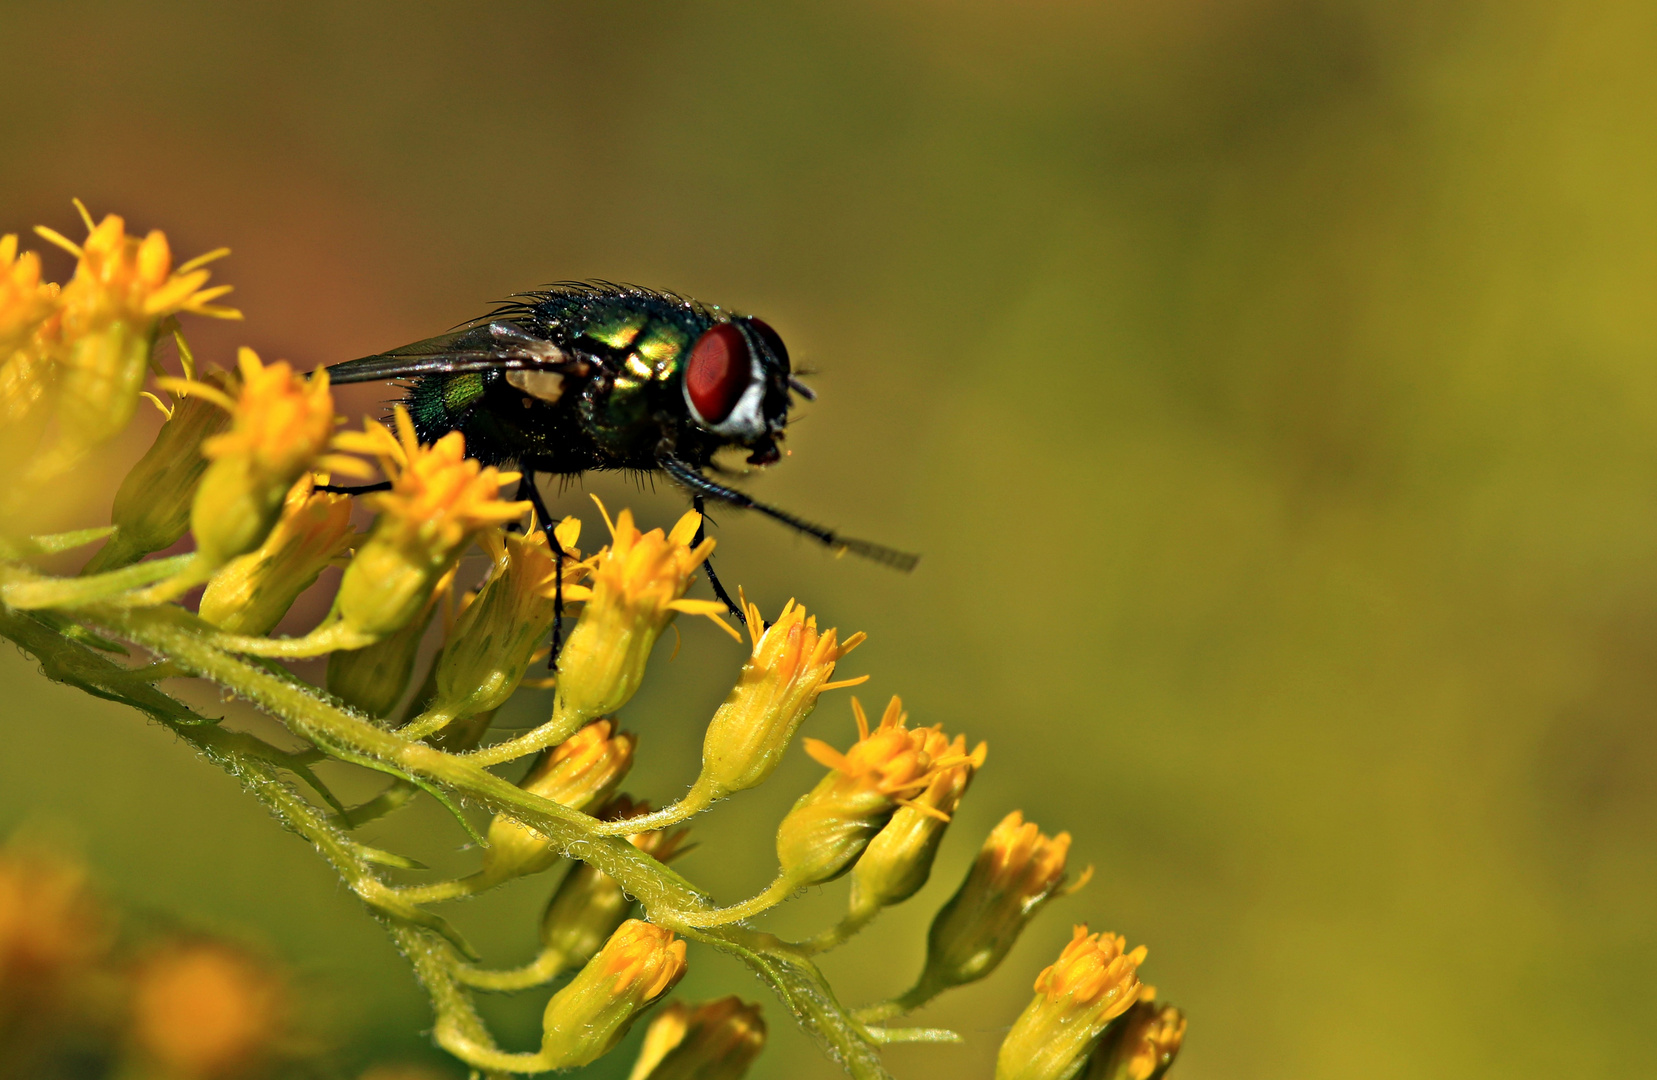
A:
[863, 1027, 961, 1045]
[798, 907, 878, 955]
[397, 877, 479, 905]
[1, 553, 194, 609]
[453, 947, 570, 992]
[397, 704, 459, 741]
[852, 983, 936, 1025]
[675, 874, 797, 929]
[586, 778, 715, 836]
[464, 701, 588, 765]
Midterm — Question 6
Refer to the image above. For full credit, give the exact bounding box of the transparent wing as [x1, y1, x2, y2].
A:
[324, 320, 585, 384]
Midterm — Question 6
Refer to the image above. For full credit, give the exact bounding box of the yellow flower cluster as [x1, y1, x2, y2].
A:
[17, 204, 240, 484]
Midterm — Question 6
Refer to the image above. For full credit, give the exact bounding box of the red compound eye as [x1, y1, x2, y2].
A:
[685, 323, 752, 424]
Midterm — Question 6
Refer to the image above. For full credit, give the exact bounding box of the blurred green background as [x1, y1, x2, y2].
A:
[5, 1, 1657, 1076]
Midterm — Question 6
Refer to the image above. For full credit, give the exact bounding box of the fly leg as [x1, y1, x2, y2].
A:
[659, 452, 920, 572]
[692, 494, 746, 621]
[514, 472, 566, 668]
[315, 481, 392, 494]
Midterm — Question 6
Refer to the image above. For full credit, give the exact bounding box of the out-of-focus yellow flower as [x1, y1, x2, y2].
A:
[176, 348, 348, 567]
[1085, 999, 1186, 1080]
[480, 720, 637, 885]
[694, 597, 866, 804]
[414, 520, 586, 735]
[29, 205, 238, 477]
[323, 407, 528, 647]
[130, 942, 287, 1080]
[0, 233, 56, 357]
[198, 475, 356, 635]
[84, 369, 238, 572]
[0, 843, 108, 1024]
[535, 919, 686, 1070]
[995, 926, 1147, 1080]
[550, 501, 736, 734]
[911, 810, 1092, 1000]
[628, 996, 766, 1080]
[847, 727, 986, 919]
[0, 234, 63, 476]
[773, 697, 975, 891]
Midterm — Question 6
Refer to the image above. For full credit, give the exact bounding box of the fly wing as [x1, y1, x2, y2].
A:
[324, 320, 585, 384]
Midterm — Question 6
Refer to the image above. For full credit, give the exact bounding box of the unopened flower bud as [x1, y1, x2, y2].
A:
[325, 569, 447, 719]
[552, 502, 735, 731]
[185, 349, 344, 566]
[539, 797, 690, 967]
[915, 811, 1092, 997]
[198, 476, 356, 635]
[995, 926, 1146, 1080]
[628, 996, 766, 1080]
[1085, 999, 1186, 1080]
[848, 730, 986, 918]
[535, 919, 686, 1069]
[480, 721, 636, 884]
[324, 408, 528, 647]
[85, 370, 237, 572]
[775, 697, 975, 890]
[426, 521, 583, 725]
[695, 599, 865, 804]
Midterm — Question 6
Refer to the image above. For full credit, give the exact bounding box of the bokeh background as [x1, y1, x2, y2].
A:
[5, 1, 1657, 1076]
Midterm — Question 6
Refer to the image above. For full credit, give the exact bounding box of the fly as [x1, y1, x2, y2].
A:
[319, 282, 918, 652]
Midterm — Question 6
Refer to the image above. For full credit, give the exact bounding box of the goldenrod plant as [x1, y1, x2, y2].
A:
[0, 205, 1187, 1080]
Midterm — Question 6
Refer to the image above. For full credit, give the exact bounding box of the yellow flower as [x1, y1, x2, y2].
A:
[29, 204, 238, 476]
[324, 407, 528, 646]
[0, 843, 109, 1020]
[0, 234, 57, 357]
[628, 996, 767, 1080]
[848, 728, 986, 918]
[84, 368, 237, 572]
[536, 919, 687, 1069]
[197, 475, 356, 635]
[480, 720, 637, 885]
[549, 500, 737, 734]
[0, 235, 62, 475]
[912, 810, 1093, 999]
[414, 520, 587, 735]
[995, 926, 1147, 1080]
[131, 943, 287, 1080]
[181, 348, 348, 566]
[773, 697, 976, 891]
[694, 597, 866, 804]
[1085, 1000, 1186, 1080]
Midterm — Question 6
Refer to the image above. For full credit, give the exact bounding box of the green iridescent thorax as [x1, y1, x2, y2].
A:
[582, 316, 692, 449]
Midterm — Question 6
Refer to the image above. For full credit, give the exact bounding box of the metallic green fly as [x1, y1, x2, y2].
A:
[322, 282, 917, 636]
